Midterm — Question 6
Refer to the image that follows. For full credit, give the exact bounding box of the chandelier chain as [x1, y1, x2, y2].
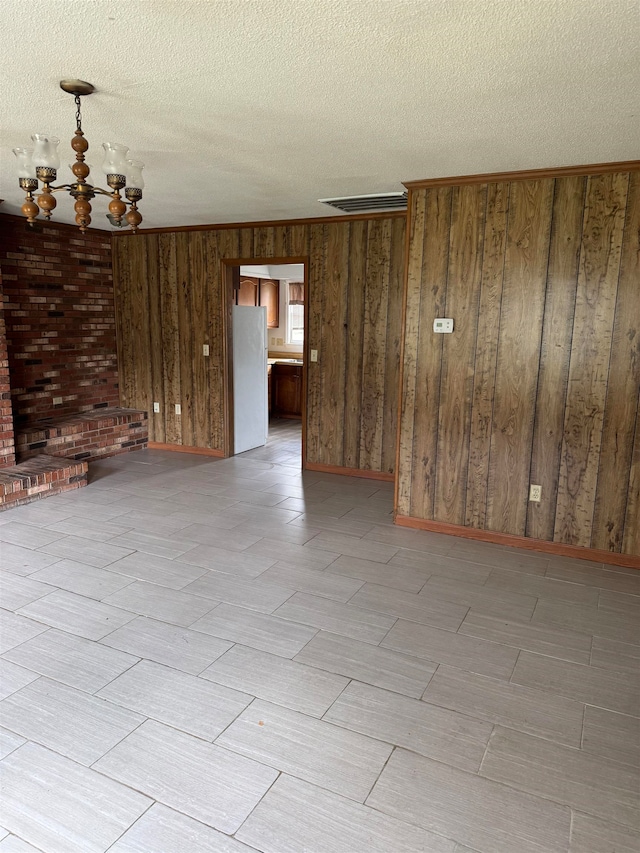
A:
[74, 95, 83, 132]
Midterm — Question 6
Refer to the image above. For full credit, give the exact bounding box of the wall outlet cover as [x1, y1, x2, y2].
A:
[153, 402, 160, 413]
[175, 403, 181, 415]
[202, 344, 210, 356]
[529, 484, 542, 502]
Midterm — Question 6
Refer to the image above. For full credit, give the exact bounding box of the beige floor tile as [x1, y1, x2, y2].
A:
[94, 719, 277, 834]
[485, 567, 599, 604]
[274, 591, 396, 643]
[481, 727, 640, 830]
[351, 583, 468, 630]
[102, 580, 217, 627]
[569, 812, 640, 853]
[3, 628, 139, 693]
[325, 553, 431, 592]
[325, 680, 492, 771]
[581, 705, 640, 770]
[100, 615, 232, 674]
[390, 550, 492, 584]
[367, 748, 571, 853]
[590, 636, 640, 674]
[109, 803, 255, 853]
[29, 559, 134, 599]
[0, 742, 151, 853]
[17, 589, 136, 640]
[258, 561, 364, 601]
[236, 774, 456, 853]
[423, 664, 584, 746]
[420, 575, 537, 622]
[382, 620, 519, 680]
[0, 676, 144, 765]
[216, 699, 392, 802]
[511, 651, 640, 716]
[191, 602, 317, 657]
[458, 610, 592, 663]
[98, 659, 251, 739]
[201, 644, 348, 717]
[297, 627, 436, 696]
[532, 599, 640, 644]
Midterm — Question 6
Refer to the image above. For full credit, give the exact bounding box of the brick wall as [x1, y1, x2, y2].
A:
[0, 214, 119, 427]
[0, 264, 16, 467]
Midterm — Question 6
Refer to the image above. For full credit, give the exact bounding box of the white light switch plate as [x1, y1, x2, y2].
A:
[153, 402, 160, 413]
[433, 318, 454, 333]
[310, 349, 318, 362]
[202, 344, 210, 356]
[175, 403, 181, 415]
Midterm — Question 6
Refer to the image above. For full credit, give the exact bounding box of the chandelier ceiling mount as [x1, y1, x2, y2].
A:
[13, 80, 144, 234]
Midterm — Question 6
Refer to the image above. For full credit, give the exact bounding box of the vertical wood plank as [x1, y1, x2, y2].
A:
[306, 224, 325, 463]
[381, 216, 406, 474]
[554, 173, 629, 546]
[111, 239, 132, 408]
[189, 231, 211, 448]
[239, 228, 253, 258]
[319, 222, 349, 466]
[486, 179, 554, 535]
[175, 232, 193, 446]
[360, 218, 391, 470]
[253, 227, 275, 258]
[408, 187, 452, 519]
[342, 219, 366, 469]
[623, 403, 640, 555]
[526, 176, 586, 540]
[127, 238, 152, 418]
[146, 235, 163, 442]
[592, 172, 640, 551]
[465, 182, 509, 527]
[158, 233, 181, 444]
[211, 229, 239, 450]
[434, 183, 487, 524]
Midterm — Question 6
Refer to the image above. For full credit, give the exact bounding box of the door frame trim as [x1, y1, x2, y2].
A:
[221, 256, 309, 465]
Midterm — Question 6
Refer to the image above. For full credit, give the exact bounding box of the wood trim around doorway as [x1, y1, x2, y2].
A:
[221, 257, 309, 465]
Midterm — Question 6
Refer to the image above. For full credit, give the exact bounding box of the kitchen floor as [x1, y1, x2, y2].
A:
[0, 427, 638, 853]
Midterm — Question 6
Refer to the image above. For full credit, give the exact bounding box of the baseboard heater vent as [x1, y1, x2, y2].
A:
[318, 192, 407, 213]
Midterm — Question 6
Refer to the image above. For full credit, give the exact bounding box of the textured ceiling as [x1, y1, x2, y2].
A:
[1, 0, 638, 230]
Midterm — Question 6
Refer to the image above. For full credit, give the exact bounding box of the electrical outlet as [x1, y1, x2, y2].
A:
[202, 344, 210, 357]
[175, 403, 181, 415]
[310, 349, 318, 362]
[276, 338, 284, 346]
[529, 484, 542, 502]
[270, 336, 276, 346]
[53, 397, 63, 406]
[153, 402, 160, 413]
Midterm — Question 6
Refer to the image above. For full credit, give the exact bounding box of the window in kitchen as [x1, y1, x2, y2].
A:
[287, 282, 304, 345]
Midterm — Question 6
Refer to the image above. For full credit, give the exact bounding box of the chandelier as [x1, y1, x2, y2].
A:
[13, 80, 144, 234]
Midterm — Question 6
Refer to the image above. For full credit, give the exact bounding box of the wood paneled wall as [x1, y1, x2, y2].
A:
[397, 171, 640, 556]
[112, 215, 405, 474]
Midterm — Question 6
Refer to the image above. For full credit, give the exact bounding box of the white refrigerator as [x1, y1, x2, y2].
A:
[232, 305, 268, 454]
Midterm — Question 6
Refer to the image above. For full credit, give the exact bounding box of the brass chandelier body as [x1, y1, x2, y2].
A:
[16, 80, 143, 234]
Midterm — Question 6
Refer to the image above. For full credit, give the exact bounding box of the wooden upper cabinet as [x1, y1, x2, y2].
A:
[235, 277, 279, 328]
[260, 279, 280, 328]
[237, 278, 258, 307]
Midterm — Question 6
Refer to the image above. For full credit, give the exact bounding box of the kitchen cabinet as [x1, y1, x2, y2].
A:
[260, 279, 280, 329]
[271, 362, 302, 418]
[235, 277, 279, 329]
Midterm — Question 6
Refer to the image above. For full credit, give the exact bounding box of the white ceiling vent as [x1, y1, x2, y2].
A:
[318, 192, 407, 214]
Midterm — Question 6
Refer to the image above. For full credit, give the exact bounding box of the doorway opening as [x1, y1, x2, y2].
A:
[222, 258, 308, 469]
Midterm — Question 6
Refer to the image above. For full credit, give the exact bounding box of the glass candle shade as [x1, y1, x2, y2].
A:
[101, 143, 129, 176]
[125, 159, 145, 190]
[13, 147, 36, 178]
[31, 134, 60, 169]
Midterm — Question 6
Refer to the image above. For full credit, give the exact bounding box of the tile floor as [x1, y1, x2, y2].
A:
[0, 419, 639, 852]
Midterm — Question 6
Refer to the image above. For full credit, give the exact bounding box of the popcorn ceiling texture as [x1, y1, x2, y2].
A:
[0, 0, 638, 229]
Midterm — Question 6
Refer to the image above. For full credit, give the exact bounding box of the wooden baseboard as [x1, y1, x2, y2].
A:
[147, 442, 225, 458]
[304, 461, 394, 482]
[395, 515, 640, 569]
